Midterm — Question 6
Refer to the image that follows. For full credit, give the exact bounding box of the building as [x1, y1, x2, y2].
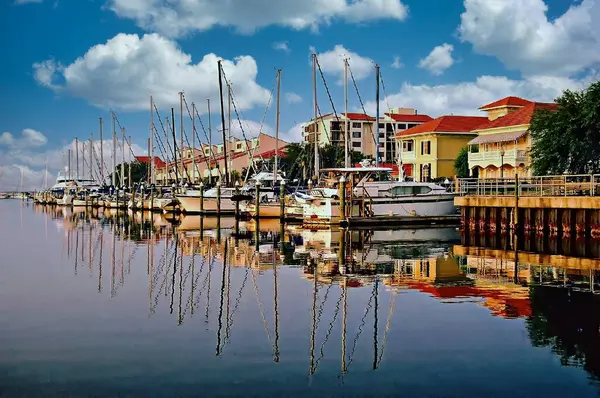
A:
[467, 96, 557, 178]
[156, 133, 288, 183]
[302, 108, 431, 162]
[395, 115, 488, 181]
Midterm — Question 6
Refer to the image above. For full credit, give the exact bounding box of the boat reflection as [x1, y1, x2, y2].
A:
[44, 204, 600, 383]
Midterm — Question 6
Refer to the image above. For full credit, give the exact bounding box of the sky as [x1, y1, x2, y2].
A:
[1, 0, 599, 190]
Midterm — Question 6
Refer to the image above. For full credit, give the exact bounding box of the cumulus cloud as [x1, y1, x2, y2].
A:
[32, 33, 271, 112]
[0, 129, 48, 149]
[108, 0, 408, 37]
[459, 0, 600, 76]
[273, 41, 290, 53]
[310, 44, 374, 84]
[364, 74, 594, 118]
[418, 43, 455, 75]
[285, 92, 302, 103]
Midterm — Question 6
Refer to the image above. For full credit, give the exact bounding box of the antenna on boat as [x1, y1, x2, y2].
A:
[274, 69, 281, 183]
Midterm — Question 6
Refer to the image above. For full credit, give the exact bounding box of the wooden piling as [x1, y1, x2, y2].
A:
[234, 181, 240, 219]
[216, 182, 221, 217]
[280, 180, 286, 223]
[255, 182, 261, 221]
[339, 176, 346, 222]
[199, 182, 204, 214]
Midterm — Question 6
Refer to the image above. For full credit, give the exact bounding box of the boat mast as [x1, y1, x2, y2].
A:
[128, 136, 132, 189]
[75, 137, 79, 180]
[68, 149, 72, 180]
[89, 135, 94, 182]
[179, 91, 185, 186]
[274, 69, 281, 182]
[344, 57, 349, 168]
[217, 60, 230, 186]
[44, 161, 48, 190]
[375, 64, 380, 167]
[121, 127, 126, 187]
[192, 102, 196, 185]
[207, 99, 212, 185]
[99, 117, 104, 186]
[312, 53, 319, 178]
[171, 108, 179, 186]
[150, 95, 155, 185]
[81, 137, 85, 181]
[165, 116, 170, 185]
[227, 84, 232, 182]
[111, 112, 116, 187]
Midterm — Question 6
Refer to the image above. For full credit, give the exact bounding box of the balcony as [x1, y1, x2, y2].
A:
[468, 149, 528, 165]
[400, 151, 416, 161]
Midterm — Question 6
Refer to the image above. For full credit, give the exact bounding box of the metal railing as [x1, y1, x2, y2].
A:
[468, 149, 528, 162]
[456, 175, 600, 197]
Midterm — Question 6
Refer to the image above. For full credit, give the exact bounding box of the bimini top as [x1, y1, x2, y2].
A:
[319, 167, 393, 173]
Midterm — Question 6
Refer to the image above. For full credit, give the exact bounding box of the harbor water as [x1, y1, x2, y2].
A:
[2, 200, 600, 396]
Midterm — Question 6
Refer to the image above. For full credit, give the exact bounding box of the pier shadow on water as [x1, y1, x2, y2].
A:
[2, 200, 600, 396]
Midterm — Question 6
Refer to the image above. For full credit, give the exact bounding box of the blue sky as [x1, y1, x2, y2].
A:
[1, 0, 599, 190]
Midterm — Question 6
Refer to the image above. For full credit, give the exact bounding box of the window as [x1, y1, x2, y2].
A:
[391, 186, 432, 196]
[421, 140, 431, 155]
[352, 122, 361, 128]
[379, 132, 385, 138]
[397, 123, 407, 130]
[408, 123, 418, 129]
[236, 143, 242, 150]
[402, 140, 414, 152]
[379, 143, 385, 147]
[352, 142, 361, 148]
[352, 131, 361, 139]
[378, 123, 384, 129]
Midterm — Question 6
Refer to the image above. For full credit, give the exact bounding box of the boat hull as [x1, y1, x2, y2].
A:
[175, 195, 236, 214]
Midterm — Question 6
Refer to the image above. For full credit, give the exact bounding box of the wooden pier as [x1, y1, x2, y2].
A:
[455, 174, 600, 239]
[341, 214, 460, 228]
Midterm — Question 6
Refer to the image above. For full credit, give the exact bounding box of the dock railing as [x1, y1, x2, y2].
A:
[456, 175, 600, 197]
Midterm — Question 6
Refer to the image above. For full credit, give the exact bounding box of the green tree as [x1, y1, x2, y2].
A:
[112, 161, 148, 187]
[530, 81, 600, 175]
[320, 143, 365, 168]
[454, 147, 469, 178]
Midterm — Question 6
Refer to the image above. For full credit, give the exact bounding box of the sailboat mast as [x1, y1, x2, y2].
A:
[207, 99, 212, 185]
[171, 108, 179, 186]
[99, 117, 104, 186]
[111, 112, 116, 187]
[227, 84, 232, 181]
[128, 136, 132, 189]
[312, 53, 319, 178]
[192, 102, 196, 185]
[165, 116, 170, 185]
[121, 127, 126, 187]
[217, 60, 230, 186]
[89, 135, 94, 181]
[150, 95, 154, 185]
[375, 64, 380, 167]
[344, 58, 349, 168]
[75, 137, 79, 180]
[179, 91, 185, 186]
[81, 137, 85, 180]
[274, 69, 281, 182]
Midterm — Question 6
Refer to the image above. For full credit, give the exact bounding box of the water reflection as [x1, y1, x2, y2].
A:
[3, 202, 600, 395]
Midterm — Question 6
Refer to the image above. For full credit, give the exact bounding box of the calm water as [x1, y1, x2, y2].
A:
[2, 200, 600, 397]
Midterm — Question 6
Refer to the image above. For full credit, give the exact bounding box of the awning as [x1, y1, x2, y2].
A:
[468, 130, 527, 145]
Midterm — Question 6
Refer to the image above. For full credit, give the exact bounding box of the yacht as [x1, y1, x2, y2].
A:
[302, 167, 456, 224]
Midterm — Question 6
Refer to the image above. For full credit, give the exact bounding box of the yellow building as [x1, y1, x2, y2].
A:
[394, 115, 488, 181]
[467, 96, 557, 178]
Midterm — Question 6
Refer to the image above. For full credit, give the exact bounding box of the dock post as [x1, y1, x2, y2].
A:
[514, 173, 519, 233]
[199, 181, 204, 215]
[234, 181, 240, 219]
[255, 182, 261, 220]
[280, 179, 286, 223]
[339, 176, 346, 223]
[216, 181, 221, 217]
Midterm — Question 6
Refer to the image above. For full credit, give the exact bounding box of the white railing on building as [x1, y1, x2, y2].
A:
[468, 149, 528, 163]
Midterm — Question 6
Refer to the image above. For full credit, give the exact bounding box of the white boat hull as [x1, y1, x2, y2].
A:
[175, 195, 236, 214]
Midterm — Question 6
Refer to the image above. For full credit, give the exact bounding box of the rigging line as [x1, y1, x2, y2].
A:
[377, 289, 398, 366]
[224, 266, 250, 344]
[152, 102, 175, 161]
[314, 286, 344, 371]
[219, 68, 267, 168]
[314, 54, 342, 159]
[162, 110, 191, 183]
[348, 61, 377, 146]
[192, 105, 224, 180]
[378, 69, 393, 114]
[182, 95, 215, 180]
[251, 268, 273, 344]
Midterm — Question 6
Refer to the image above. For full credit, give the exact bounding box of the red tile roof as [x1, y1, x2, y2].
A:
[342, 112, 376, 121]
[135, 156, 166, 168]
[385, 113, 433, 123]
[479, 96, 531, 110]
[473, 102, 557, 131]
[396, 115, 488, 137]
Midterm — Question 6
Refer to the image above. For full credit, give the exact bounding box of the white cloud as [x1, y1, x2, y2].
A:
[364, 74, 593, 118]
[311, 44, 374, 84]
[281, 122, 304, 143]
[108, 0, 408, 38]
[0, 129, 47, 149]
[273, 41, 290, 53]
[391, 56, 403, 69]
[229, 120, 273, 140]
[459, 0, 600, 76]
[285, 92, 302, 103]
[0, 136, 147, 191]
[32, 33, 271, 112]
[418, 43, 455, 75]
